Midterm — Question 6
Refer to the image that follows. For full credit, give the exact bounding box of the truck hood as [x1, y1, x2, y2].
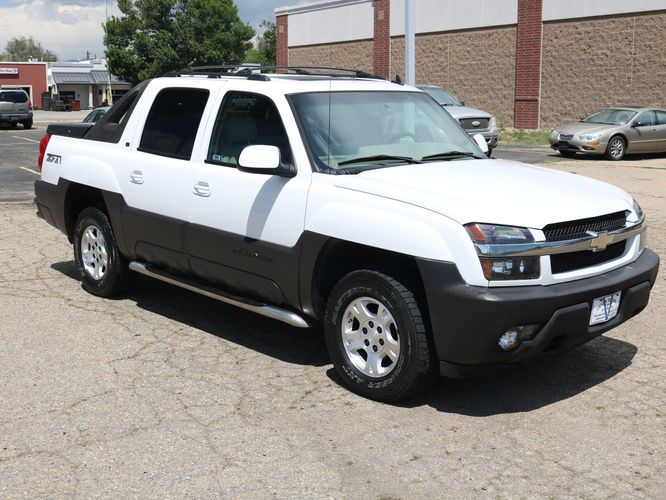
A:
[332, 159, 633, 229]
[443, 106, 491, 120]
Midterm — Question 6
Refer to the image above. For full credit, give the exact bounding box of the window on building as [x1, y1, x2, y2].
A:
[139, 87, 210, 160]
[207, 91, 292, 167]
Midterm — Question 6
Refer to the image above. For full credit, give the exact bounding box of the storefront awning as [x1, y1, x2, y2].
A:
[91, 70, 129, 85]
[52, 72, 95, 84]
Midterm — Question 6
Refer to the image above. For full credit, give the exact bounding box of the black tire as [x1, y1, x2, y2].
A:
[324, 270, 435, 402]
[9, 122, 17, 129]
[73, 207, 134, 297]
[559, 150, 576, 158]
[605, 135, 626, 161]
[22, 119, 32, 130]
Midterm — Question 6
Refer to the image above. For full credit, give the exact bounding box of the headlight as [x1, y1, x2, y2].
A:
[628, 198, 644, 223]
[465, 224, 541, 281]
[489, 116, 498, 129]
[550, 129, 559, 139]
[578, 133, 601, 141]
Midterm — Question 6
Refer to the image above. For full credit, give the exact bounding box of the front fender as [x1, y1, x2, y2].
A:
[305, 182, 486, 286]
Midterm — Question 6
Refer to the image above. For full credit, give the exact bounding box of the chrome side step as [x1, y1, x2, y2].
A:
[129, 261, 312, 328]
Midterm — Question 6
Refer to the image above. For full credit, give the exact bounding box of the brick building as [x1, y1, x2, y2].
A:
[0, 62, 48, 109]
[275, 0, 666, 129]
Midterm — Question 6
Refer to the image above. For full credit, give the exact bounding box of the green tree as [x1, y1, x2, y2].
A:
[245, 20, 275, 66]
[104, 0, 255, 85]
[3, 36, 57, 62]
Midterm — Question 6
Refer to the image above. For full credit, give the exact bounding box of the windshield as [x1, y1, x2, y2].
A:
[417, 86, 462, 106]
[581, 109, 637, 125]
[290, 91, 483, 172]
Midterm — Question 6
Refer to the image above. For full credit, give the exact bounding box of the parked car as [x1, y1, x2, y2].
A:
[417, 84, 499, 152]
[34, 68, 659, 402]
[550, 107, 666, 160]
[0, 89, 33, 129]
[83, 106, 111, 124]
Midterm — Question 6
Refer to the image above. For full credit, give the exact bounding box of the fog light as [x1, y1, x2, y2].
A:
[498, 329, 521, 351]
[497, 324, 541, 351]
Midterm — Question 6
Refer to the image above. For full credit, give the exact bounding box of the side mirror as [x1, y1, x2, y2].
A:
[632, 122, 646, 128]
[473, 133, 489, 154]
[459, 100, 465, 106]
[238, 145, 295, 177]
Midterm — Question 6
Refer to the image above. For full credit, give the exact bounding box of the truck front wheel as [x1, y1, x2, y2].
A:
[324, 270, 435, 402]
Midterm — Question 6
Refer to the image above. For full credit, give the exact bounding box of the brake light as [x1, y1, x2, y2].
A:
[28, 101, 33, 111]
[37, 133, 52, 171]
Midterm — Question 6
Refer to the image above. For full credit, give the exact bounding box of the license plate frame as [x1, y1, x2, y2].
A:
[589, 292, 621, 326]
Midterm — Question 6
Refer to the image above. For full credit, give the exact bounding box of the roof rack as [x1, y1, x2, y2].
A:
[162, 65, 387, 81]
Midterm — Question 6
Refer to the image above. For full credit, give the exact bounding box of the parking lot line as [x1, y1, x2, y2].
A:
[18, 166, 39, 175]
[11, 136, 39, 143]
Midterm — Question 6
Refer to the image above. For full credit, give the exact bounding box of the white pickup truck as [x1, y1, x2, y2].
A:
[34, 67, 659, 402]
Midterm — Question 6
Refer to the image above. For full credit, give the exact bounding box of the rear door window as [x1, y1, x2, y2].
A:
[139, 87, 210, 160]
[655, 111, 666, 125]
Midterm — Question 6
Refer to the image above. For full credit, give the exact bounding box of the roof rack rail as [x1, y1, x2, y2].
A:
[162, 65, 387, 81]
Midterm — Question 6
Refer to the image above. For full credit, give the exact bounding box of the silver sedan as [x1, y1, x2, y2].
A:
[549, 107, 666, 160]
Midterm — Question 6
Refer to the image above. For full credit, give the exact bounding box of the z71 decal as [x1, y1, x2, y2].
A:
[45, 153, 62, 164]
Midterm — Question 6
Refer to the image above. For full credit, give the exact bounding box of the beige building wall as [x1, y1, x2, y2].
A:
[289, 40, 374, 74]
[391, 26, 517, 128]
[541, 11, 666, 128]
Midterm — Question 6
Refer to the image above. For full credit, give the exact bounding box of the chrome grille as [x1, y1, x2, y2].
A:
[543, 211, 628, 242]
[460, 118, 489, 130]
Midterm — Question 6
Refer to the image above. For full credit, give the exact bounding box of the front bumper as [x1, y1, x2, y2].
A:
[0, 112, 32, 123]
[549, 136, 607, 154]
[416, 249, 659, 377]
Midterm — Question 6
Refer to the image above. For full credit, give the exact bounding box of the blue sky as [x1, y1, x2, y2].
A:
[0, 0, 296, 61]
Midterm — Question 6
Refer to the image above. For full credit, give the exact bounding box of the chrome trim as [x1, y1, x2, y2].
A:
[473, 221, 644, 257]
[129, 261, 312, 328]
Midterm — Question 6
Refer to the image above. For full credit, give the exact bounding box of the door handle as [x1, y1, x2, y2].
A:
[193, 180, 211, 197]
[129, 170, 144, 184]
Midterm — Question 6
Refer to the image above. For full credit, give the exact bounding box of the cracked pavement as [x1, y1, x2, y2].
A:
[0, 127, 664, 498]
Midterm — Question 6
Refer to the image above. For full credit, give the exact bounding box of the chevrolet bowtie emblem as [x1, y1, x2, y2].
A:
[587, 230, 613, 252]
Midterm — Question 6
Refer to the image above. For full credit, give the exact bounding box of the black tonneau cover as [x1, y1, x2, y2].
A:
[46, 123, 94, 139]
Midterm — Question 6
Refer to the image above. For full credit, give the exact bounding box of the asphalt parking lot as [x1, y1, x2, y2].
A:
[1, 122, 664, 498]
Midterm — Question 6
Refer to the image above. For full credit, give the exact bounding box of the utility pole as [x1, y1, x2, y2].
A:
[405, 0, 416, 86]
[104, 0, 113, 106]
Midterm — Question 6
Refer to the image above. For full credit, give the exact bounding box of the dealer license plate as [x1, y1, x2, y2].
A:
[10, 116, 20, 121]
[589, 292, 621, 326]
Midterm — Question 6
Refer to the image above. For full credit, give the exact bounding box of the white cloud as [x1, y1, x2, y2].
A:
[0, 0, 120, 61]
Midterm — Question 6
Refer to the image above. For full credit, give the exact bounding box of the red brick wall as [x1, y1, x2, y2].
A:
[373, 0, 390, 77]
[514, 0, 543, 129]
[276, 15, 289, 67]
[0, 63, 48, 108]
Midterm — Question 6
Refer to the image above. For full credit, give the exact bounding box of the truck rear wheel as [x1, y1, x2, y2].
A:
[324, 270, 434, 402]
[73, 207, 133, 297]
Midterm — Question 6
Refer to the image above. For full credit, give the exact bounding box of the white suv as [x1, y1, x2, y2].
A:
[34, 67, 659, 401]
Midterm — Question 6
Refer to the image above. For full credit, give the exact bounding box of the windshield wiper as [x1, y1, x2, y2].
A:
[421, 151, 482, 161]
[337, 154, 422, 167]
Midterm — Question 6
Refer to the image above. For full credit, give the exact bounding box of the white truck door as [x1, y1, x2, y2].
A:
[118, 84, 214, 273]
[186, 88, 311, 306]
